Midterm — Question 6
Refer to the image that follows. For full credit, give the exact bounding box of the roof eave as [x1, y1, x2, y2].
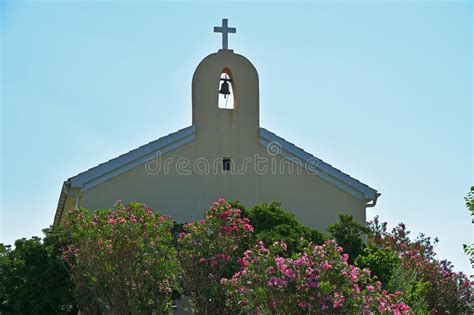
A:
[53, 181, 69, 226]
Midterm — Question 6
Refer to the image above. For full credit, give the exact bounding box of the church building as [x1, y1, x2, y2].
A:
[54, 19, 379, 232]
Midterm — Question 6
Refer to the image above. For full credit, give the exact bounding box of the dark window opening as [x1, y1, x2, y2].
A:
[223, 158, 231, 171]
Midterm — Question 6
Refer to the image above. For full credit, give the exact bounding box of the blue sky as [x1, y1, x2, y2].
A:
[1, 1, 472, 274]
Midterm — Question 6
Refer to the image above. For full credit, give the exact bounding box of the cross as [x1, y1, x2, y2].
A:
[214, 18, 236, 50]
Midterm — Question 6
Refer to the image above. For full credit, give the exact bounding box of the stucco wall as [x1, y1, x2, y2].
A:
[80, 140, 366, 233]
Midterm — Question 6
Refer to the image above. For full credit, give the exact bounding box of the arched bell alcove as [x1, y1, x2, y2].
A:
[191, 50, 259, 140]
[218, 67, 235, 109]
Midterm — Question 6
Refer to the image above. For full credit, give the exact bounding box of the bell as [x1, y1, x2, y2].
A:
[219, 80, 231, 98]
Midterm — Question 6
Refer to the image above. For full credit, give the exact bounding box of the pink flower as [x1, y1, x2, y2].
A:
[367, 285, 375, 292]
[333, 292, 345, 308]
[342, 253, 349, 262]
[275, 256, 285, 265]
[350, 267, 360, 281]
[267, 277, 276, 287]
[267, 276, 288, 288]
[322, 262, 332, 271]
[333, 299, 344, 308]
[116, 217, 126, 223]
[243, 223, 254, 232]
[278, 264, 286, 272]
[284, 268, 295, 278]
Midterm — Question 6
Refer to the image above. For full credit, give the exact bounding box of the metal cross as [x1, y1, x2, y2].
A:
[213, 18, 236, 50]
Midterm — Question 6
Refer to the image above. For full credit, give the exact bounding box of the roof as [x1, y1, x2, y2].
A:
[69, 125, 196, 191]
[54, 125, 379, 224]
[259, 128, 379, 202]
[53, 125, 196, 224]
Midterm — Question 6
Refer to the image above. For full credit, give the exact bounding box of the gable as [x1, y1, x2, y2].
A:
[70, 125, 196, 191]
[54, 125, 196, 224]
[259, 128, 379, 202]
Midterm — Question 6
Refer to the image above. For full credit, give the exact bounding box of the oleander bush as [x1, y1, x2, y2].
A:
[64, 201, 179, 314]
[177, 199, 254, 313]
[368, 217, 472, 314]
[1, 197, 472, 314]
[223, 240, 411, 314]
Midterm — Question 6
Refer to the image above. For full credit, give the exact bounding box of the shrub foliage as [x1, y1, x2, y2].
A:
[235, 201, 326, 256]
[0, 227, 76, 314]
[64, 201, 179, 314]
[224, 240, 410, 314]
[1, 198, 472, 314]
[178, 199, 254, 313]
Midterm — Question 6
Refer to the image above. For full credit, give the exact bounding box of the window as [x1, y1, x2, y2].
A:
[223, 158, 231, 171]
[218, 71, 234, 109]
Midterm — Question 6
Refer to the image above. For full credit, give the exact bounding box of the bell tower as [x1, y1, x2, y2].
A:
[192, 19, 260, 146]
